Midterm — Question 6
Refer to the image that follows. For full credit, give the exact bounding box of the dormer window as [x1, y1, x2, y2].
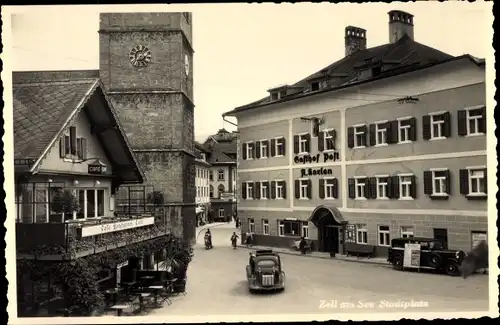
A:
[279, 91, 286, 98]
[270, 90, 287, 101]
[271, 92, 279, 101]
[311, 82, 320, 91]
[372, 66, 382, 77]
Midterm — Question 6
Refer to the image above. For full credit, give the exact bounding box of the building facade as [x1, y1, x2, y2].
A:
[13, 71, 175, 316]
[203, 129, 238, 222]
[194, 142, 211, 224]
[223, 10, 488, 256]
[99, 12, 196, 242]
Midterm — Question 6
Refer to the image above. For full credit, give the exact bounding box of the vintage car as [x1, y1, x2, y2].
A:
[387, 237, 466, 276]
[246, 250, 285, 293]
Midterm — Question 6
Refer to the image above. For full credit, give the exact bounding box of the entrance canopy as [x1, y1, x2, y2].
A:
[308, 205, 347, 227]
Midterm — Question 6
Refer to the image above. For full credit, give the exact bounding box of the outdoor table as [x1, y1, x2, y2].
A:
[140, 276, 155, 288]
[148, 285, 164, 307]
[110, 304, 129, 316]
[104, 287, 121, 306]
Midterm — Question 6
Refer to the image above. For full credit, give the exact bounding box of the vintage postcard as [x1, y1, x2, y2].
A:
[1, 2, 497, 324]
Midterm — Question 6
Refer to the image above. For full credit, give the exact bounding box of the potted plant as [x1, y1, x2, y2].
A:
[50, 189, 79, 222]
[162, 238, 193, 293]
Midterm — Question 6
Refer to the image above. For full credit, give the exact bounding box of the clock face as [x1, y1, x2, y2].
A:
[129, 45, 152, 68]
[184, 54, 190, 76]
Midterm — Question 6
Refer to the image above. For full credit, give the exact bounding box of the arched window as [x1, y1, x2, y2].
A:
[209, 185, 214, 198]
[218, 184, 225, 198]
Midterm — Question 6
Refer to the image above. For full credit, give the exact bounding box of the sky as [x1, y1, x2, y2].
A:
[6, 3, 493, 142]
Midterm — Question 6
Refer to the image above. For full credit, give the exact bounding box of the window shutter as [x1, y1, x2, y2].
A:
[242, 143, 247, 160]
[409, 117, 417, 141]
[362, 125, 368, 146]
[444, 170, 451, 194]
[347, 127, 355, 148]
[293, 135, 300, 154]
[332, 178, 339, 198]
[483, 168, 487, 194]
[81, 138, 87, 160]
[281, 138, 286, 156]
[391, 176, 400, 199]
[459, 169, 469, 195]
[442, 112, 451, 138]
[265, 140, 270, 157]
[255, 141, 261, 159]
[64, 135, 71, 156]
[369, 177, 377, 199]
[255, 182, 261, 199]
[281, 181, 287, 199]
[318, 131, 325, 152]
[69, 126, 77, 155]
[305, 134, 311, 153]
[242, 183, 247, 199]
[348, 178, 355, 199]
[410, 175, 417, 198]
[478, 107, 486, 133]
[251, 183, 256, 199]
[319, 179, 325, 199]
[364, 178, 371, 199]
[76, 138, 82, 159]
[270, 139, 276, 157]
[457, 110, 467, 136]
[423, 171, 433, 195]
[422, 115, 431, 140]
[59, 137, 65, 158]
[270, 181, 276, 199]
[307, 179, 312, 199]
[369, 124, 376, 146]
[294, 180, 300, 199]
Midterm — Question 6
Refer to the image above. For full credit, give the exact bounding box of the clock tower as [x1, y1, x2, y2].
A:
[98, 12, 196, 243]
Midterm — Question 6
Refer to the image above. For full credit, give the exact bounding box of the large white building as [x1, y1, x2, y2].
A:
[194, 143, 211, 224]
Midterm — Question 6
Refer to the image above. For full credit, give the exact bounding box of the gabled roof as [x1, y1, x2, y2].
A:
[13, 71, 145, 183]
[223, 35, 483, 116]
[207, 149, 235, 165]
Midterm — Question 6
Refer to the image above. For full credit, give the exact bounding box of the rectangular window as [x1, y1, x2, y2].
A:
[97, 189, 105, 217]
[209, 170, 213, 181]
[246, 182, 254, 199]
[430, 114, 445, 139]
[283, 220, 300, 236]
[301, 221, 309, 238]
[400, 226, 414, 238]
[375, 122, 387, 146]
[432, 170, 448, 195]
[299, 134, 309, 153]
[86, 189, 96, 218]
[299, 179, 309, 199]
[399, 175, 413, 199]
[355, 177, 367, 199]
[323, 129, 336, 151]
[276, 181, 284, 199]
[262, 219, 269, 235]
[218, 208, 224, 218]
[246, 142, 254, 160]
[248, 218, 255, 233]
[376, 176, 389, 199]
[275, 137, 285, 156]
[467, 108, 485, 135]
[356, 224, 368, 244]
[278, 220, 285, 237]
[324, 178, 336, 199]
[378, 225, 390, 246]
[218, 169, 225, 181]
[469, 169, 486, 195]
[354, 125, 366, 148]
[261, 181, 269, 199]
[260, 140, 268, 158]
[398, 118, 412, 143]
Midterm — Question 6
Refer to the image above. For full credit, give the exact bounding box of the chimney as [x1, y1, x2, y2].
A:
[345, 26, 367, 57]
[388, 10, 414, 43]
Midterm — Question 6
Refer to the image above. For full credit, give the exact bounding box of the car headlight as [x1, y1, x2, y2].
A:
[455, 251, 460, 259]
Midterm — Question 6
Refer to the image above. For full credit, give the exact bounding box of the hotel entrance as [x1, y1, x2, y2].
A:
[309, 205, 346, 254]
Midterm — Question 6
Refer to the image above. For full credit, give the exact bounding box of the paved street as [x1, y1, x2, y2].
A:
[151, 223, 489, 316]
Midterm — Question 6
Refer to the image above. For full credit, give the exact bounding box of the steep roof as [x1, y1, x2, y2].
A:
[207, 149, 236, 165]
[223, 35, 459, 115]
[13, 70, 145, 183]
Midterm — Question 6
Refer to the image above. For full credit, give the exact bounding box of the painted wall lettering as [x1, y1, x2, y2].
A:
[294, 152, 340, 164]
[301, 168, 333, 177]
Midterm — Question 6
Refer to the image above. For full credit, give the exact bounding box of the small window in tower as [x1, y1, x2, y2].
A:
[311, 82, 320, 91]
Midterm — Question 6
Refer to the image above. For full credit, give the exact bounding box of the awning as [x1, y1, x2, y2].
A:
[308, 205, 346, 227]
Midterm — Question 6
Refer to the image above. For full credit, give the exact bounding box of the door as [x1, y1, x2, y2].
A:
[322, 226, 339, 253]
[433, 228, 448, 249]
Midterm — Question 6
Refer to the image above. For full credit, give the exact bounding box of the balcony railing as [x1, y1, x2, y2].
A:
[16, 213, 171, 260]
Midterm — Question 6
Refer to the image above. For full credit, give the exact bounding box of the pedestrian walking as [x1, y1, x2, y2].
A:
[299, 237, 307, 255]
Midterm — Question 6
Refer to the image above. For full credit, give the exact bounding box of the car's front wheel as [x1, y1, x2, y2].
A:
[392, 255, 404, 270]
[445, 261, 460, 277]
